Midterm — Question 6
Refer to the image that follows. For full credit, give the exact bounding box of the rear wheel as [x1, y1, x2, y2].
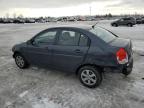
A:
[14, 53, 29, 69]
[78, 66, 102, 88]
[127, 23, 133, 27]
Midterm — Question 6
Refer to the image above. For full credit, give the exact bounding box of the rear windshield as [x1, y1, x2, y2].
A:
[89, 27, 116, 43]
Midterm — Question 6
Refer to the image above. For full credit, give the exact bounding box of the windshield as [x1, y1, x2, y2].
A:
[89, 27, 116, 43]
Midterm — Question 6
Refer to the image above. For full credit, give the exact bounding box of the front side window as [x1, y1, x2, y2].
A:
[34, 30, 57, 45]
[89, 27, 116, 43]
[58, 30, 81, 46]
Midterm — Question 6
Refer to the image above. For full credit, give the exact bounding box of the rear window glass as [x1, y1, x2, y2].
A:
[89, 27, 116, 43]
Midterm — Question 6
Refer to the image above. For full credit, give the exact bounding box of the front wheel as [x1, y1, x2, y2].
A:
[14, 53, 29, 69]
[78, 66, 102, 88]
[112, 23, 118, 27]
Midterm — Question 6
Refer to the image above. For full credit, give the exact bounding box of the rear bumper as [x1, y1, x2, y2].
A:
[104, 57, 133, 73]
[123, 57, 133, 72]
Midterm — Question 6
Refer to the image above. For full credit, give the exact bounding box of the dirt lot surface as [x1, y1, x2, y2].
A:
[0, 21, 144, 108]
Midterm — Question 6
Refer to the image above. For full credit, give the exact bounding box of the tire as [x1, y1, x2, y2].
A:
[14, 53, 29, 69]
[127, 23, 133, 27]
[122, 68, 132, 76]
[78, 66, 102, 88]
[112, 23, 118, 27]
[122, 60, 133, 76]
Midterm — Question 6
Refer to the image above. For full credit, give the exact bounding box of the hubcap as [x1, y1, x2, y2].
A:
[16, 56, 24, 67]
[81, 70, 97, 85]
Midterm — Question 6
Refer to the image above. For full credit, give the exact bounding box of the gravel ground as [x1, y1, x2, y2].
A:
[0, 21, 144, 108]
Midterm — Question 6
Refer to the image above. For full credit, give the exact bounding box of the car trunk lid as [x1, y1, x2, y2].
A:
[109, 38, 133, 62]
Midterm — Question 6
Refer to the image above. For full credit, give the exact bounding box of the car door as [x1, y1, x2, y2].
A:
[118, 18, 124, 25]
[23, 29, 58, 67]
[122, 18, 129, 25]
[52, 29, 90, 72]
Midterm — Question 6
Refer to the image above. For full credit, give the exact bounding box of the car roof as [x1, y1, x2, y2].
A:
[48, 24, 92, 30]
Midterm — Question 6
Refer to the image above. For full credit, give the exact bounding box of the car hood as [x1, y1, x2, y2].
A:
[111, 20, 118, 24]
[12, 42, 27, 52]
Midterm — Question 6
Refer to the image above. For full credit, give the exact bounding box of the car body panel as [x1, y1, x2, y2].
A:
[51, 45, 89, 72]
[22, 44, 53, 66]
[12, 25, 133, 73]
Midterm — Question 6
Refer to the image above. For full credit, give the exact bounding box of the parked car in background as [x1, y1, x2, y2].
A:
[111, 17, 136, 27]
[57, 18, 63, 22]
[136, 18, 142, 24]
[67, 17, 76, 22]
[13, 19, 25, 24]
[12, 25, 133, 88]
[25, 18, 35, 23]
[141, 17, 144, 24]
[0, 18, 5, 23]
[0, 18, 13, 24]
[35, 18, 46, 23]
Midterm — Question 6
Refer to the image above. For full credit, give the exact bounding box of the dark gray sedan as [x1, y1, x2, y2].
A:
[12, 25, 133, 88]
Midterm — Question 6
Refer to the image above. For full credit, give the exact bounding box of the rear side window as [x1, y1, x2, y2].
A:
[58, 30, 81, 46]
[89, 27, 116, 43]
[79, 34, 88, 46]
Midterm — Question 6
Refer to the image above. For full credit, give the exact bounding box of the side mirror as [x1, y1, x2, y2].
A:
[27, 40, 31, 45]
[27, 39, 38, 46]
[27, 39, 34, 45]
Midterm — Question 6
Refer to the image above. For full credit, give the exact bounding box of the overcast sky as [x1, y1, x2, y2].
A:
[0, 0, 144, 17]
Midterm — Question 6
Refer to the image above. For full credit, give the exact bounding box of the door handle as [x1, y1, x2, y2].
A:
[75, 49, 81, 53]
[44, 47, 48, 50]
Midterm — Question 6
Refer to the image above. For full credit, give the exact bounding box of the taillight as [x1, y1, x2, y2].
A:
[116, 48, 128, 64]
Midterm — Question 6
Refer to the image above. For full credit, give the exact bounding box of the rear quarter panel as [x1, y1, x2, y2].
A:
[79, 32, 118, 67]
[84, 45, 118, 67]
